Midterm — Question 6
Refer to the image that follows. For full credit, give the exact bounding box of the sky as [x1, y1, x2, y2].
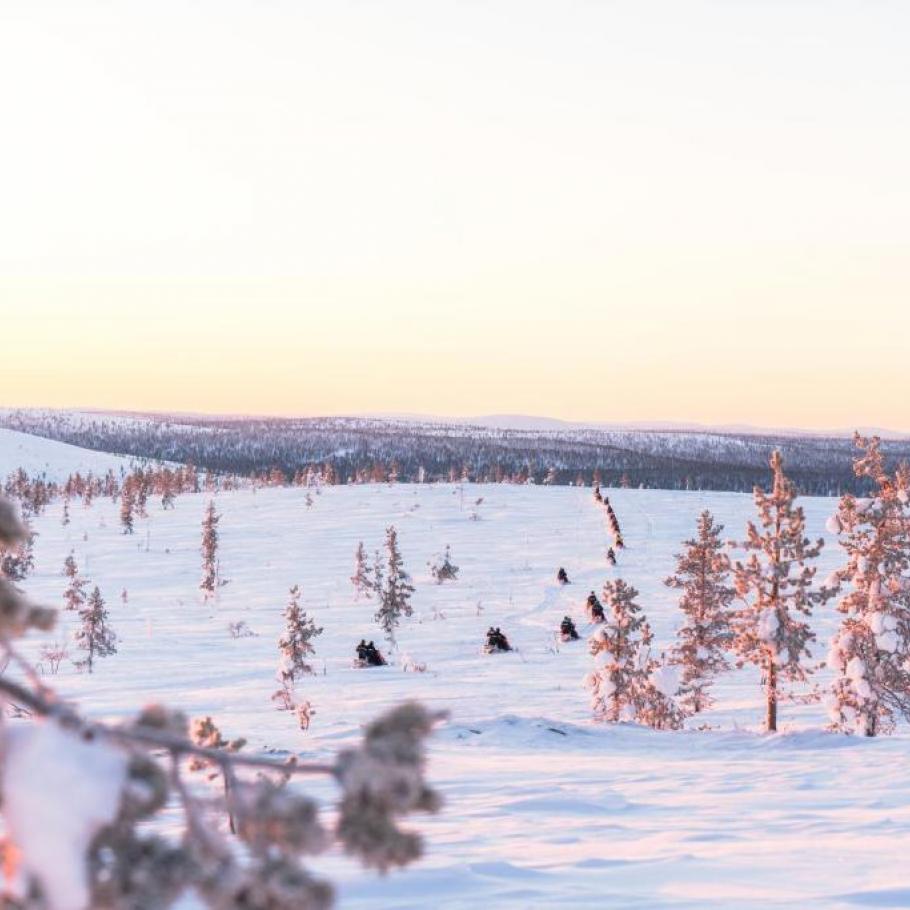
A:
[1, 2, 909, 430]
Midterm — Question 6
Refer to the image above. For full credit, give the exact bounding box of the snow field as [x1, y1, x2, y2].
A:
[9, 478, 910, 909]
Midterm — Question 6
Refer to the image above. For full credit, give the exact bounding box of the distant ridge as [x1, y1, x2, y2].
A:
[357, 412, 910, 440]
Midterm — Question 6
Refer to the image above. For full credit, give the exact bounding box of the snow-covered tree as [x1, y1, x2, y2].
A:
[75, 585, 117, 673]
[374, 526, 415, 644]
[120, 484, 135, 534]
[586, 579, 683, 729]
[200, 499, 219, 597]
[429, 545, 459, 584]
[665, 510, 735, 714]
[826, 435, 910, 735]
[63, 555, 89, 613]
[277, 584, 323, 686]
[351, 542, 372, 600]
[732, 450, 825, 732]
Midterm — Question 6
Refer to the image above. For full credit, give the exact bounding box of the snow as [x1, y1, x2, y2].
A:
[3, 435, 910, 908]
[649, 663, 680, 697]
[1, 721, 127, 909]
[0, 428, 134, 483]
[757, 607, 779, 643]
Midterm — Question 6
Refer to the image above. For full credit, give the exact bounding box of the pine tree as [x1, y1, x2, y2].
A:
[372, 548, 384, 600]
[200, 500, 219, 597]
[586, 579, 683, 728]
[351, 542, 372, 600]
[665, 511, 735, 714]
[374, 526, 415, 644]
[826, 435, 910, 736]
[277, 584, 323, 686]
[63, 555, 89, 612]
[732, 450, 824, 732]
[120, 485, 135, 534]
[75, 585, 117, 673]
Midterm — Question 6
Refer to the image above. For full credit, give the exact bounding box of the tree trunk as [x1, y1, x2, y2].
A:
[766, 660, 777, 732]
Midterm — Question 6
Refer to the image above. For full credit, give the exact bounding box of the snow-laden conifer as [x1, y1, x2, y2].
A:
[119, 483, 135, 534]
[75, 585, 117, 673]
[374, 526, 414, 644]
[586, 579, 683, 729]
[350, 542, 372, 600]
[826, 435, 910, 735]
[63, 554, 89, 613]
[200, 500, 220, 597]
[277, 584, 323, 686]
[665, 510, 735, 714]
[732, 451, 825, 732]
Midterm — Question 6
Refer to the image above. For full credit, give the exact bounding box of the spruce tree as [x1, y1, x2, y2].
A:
[63, 555, 89, 612]
[350, 542, 372, 600]
[826, 435, 910, 736]
[75, 585, 117, 673]
[374, 526, 415, 644]
[732, 451, 824, 732]
[586, 579, 683, 728]
[277, 584, 323, 686]
[200, 500, 219, 597]
[120, 485, 135, 535]
[665, 511, 735, 714]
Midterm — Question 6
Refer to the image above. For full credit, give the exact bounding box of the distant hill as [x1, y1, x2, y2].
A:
[1, 409, 908, 495]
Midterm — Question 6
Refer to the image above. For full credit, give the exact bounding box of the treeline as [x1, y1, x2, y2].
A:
[3, 410, 910, 495]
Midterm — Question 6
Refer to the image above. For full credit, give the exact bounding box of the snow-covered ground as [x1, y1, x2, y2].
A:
[8, 462, 910, 908]
[0, 428, 134, 482]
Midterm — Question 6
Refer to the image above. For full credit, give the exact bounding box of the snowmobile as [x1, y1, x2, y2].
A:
[483, 626, 512, 654]
[354, 639, 387, 668]
[559, 616, 579, 641]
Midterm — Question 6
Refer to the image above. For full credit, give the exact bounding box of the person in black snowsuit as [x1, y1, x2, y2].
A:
[365, 640, 386, 666]
[356, 640, 386, 666]
[485, 626, 511, 653]
[557, 567, 570, 585]
[606, 547, 617, 566]
[559, 616, 579, 641]
[586, 591, 605, 623]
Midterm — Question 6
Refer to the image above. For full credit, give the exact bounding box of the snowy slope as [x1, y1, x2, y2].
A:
[8, 478, 910, 909]
[0, 428, 134, 482]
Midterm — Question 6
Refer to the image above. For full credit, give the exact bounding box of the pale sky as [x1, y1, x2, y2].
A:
[1, 2, 908, 429]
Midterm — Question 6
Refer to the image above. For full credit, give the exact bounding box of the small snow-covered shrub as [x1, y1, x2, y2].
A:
[228, 620, 257, 639]
[401, 653, 428, 673]
[428, 545, 459, 584]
